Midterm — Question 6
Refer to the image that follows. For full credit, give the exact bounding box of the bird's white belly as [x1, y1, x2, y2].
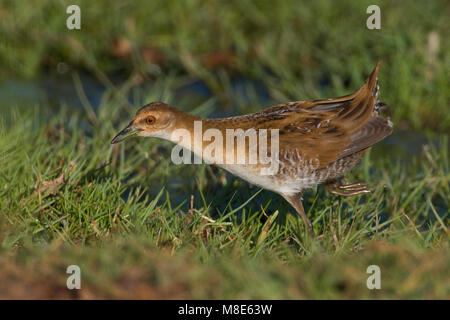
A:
[217, 163, 321, 196]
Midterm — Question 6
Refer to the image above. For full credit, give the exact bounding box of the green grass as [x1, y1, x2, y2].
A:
[0, 0, 449, 299]
[1, 0, 449, 131]
[0, 94, 448, 298]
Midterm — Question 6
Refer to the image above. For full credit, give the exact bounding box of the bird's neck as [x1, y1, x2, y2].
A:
[167, 113, 246, 164]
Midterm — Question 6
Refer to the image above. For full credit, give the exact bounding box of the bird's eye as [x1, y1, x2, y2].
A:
[146, 116, 156, 125]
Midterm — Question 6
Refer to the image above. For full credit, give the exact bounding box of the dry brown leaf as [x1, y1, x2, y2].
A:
[202, 50, 236, 70]
[110, 37, 132, 59]
[140, 46, 166, 65]
[35, 161, 76, 196]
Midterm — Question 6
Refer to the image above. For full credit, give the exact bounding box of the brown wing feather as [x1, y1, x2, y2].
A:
[340, 116, 393, 158]
[208, 63, 391, 169]
[254, 63, 389, 169]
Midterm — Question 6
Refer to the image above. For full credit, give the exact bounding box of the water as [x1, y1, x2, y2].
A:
[0, 72, 447, 220]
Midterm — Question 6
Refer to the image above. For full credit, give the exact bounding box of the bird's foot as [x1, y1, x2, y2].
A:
[325, 179, 372, 197]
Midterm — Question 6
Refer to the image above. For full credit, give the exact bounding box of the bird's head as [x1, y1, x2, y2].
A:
[111, 102, 181, 144]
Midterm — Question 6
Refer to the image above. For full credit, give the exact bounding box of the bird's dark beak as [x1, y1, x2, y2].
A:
[111, 122, 140, 144]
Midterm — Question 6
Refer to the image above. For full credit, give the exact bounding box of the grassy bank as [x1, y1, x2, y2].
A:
[0, 0, 448, 299]
[0, 99, 448, 298]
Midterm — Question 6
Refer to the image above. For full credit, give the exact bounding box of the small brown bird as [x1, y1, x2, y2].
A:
[112, 63, 392, 233]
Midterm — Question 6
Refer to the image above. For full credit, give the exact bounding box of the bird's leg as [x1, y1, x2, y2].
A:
[325, 179, 372, 197]
[283, 193, 313, 235]
[339, 182, 367, 189]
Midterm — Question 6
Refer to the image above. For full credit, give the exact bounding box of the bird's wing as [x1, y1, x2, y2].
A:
[254, 63, 392, 169]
